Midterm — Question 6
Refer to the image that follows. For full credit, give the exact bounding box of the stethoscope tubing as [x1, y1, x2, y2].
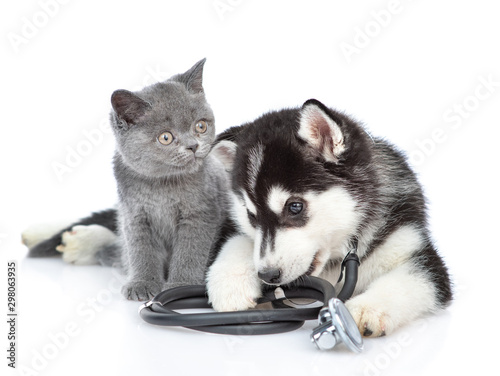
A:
[139, 277, 335, 335]
[139, 253, 360, 336]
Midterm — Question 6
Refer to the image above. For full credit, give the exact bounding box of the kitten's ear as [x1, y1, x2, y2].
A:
[111, 90, 151, 125]
[297, 99, 345, 162]
[177, 58, 206, 94]
[211, 140, 237, 172]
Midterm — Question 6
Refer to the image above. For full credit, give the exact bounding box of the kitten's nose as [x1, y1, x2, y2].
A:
[186, 143, 199, 153]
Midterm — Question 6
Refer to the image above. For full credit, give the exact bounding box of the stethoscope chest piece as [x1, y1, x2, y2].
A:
[311, 298, 363, 353]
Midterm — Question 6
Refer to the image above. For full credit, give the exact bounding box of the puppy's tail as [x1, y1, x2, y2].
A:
[22, 209, 118, 258]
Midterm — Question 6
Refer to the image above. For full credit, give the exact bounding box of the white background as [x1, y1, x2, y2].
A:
[1, 1, 499, 375]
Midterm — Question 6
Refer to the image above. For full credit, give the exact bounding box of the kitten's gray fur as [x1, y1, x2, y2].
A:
[105, 59, 229, 301]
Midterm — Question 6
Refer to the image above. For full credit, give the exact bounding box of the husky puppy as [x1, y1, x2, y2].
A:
[206, 99, 452, 337]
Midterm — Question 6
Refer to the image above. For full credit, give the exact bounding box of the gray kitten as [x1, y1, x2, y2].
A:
[24, 59, 230, 301]
[110, 59, 229, 300]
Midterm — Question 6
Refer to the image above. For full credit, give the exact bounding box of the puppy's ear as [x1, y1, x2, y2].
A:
[297, 99, 345, 162]
[211, 140, 237, 172]
[111, 90, 151, 126]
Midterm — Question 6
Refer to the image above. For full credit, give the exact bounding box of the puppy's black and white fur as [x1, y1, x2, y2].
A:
[207, 99, 452, 337]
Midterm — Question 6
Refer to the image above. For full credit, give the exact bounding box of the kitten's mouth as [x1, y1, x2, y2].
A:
[176, 152, 204, 165]
[194, 149, 210, 159]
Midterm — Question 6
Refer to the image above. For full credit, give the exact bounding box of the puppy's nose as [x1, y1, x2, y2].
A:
[258, 268, 282, 285]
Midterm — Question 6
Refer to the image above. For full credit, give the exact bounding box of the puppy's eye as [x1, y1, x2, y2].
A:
[247, 210, 256, 220]
[287, 202, 304, 215]
[158, 131, 174, 145]
[246, 209, 257, 227]
[195, 120, 208, 134]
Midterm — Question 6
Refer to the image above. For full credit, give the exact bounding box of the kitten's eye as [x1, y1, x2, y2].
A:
[195, 120, 208, 134]
[287, 202, 304, 215]
[158, 131, 174, 145]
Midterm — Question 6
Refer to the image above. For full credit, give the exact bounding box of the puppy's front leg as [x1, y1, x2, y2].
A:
[206, 235, 262, 312]
[345, 263, 438, 337]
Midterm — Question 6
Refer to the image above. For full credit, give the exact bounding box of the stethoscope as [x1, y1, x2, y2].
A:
[139, 251, 363, 353]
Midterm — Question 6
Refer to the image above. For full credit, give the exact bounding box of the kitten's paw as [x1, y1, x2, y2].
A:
[122, 280, 163, 301]
[346, 296, 394, 337]
[56, 225, 116, 265]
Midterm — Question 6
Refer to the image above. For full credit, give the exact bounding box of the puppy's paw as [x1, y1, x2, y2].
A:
[56, 225, 115, 265]
[206, 235, 262, 312]
[346, 296, 393, 337]
[122, 280, 163, 301]
[21, 221, 70, 249]
[206, 268, 262, 312]
[207, 277, 261, 312]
